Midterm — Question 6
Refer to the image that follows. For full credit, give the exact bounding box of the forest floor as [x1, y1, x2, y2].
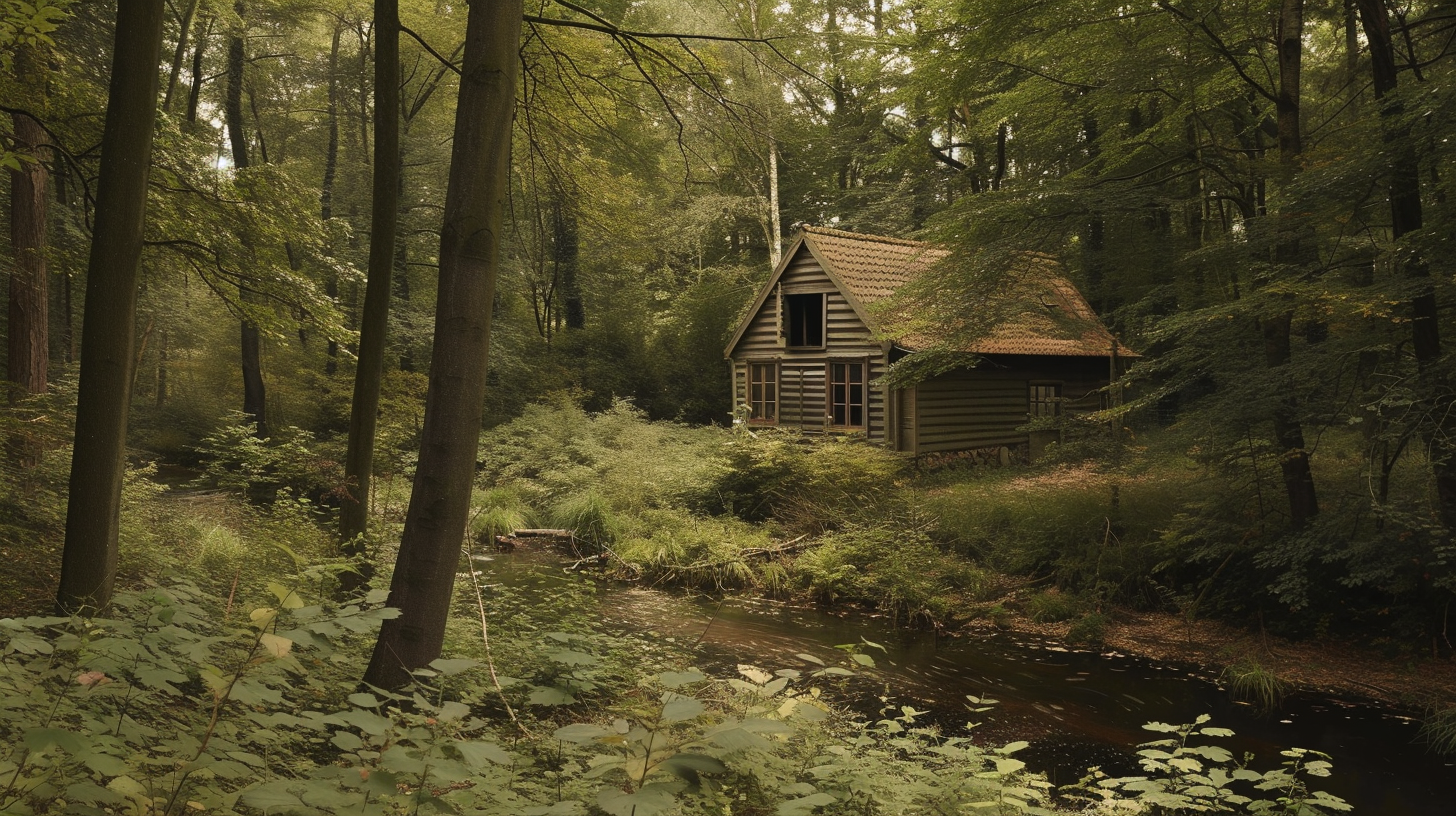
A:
[963, 605, 1456, 710]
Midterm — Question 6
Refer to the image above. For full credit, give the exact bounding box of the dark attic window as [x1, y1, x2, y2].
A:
[786, 293, 825, 348]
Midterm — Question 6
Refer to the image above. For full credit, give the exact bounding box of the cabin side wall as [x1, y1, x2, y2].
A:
[911, 356, 1110, 454]
[730, 248, 888, 439]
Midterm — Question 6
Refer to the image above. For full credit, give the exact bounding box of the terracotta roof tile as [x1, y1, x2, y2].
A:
[799, 226, 1135, 358]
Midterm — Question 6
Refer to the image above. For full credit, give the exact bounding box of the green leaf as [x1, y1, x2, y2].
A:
[453, 740, 511, 768]
[777, 792, 838, 815]
[994, 758, 1026, 775]
[796, 653, 825, 665]
[437, 701, 470, 721]
[81, 752, 131, 777]
[428, 658, 480, 675]
[657, 753, 727, 785]
[597, 783, 681, 816]
[707, 727, 772, 752]
[326, 709, 393, 736]
[331, 731, 364, 751]
[241, 780, 306, 809]
[267, 581, 305, 609]
[65, 781, 124, 805]
[657, 670, 707, 688]
[528, 686, 576, 706]
[547, 650, 599, 666]
[349, 692, 380, 708]
[661, 695, 705, 723]
[24, 727, 84, 754]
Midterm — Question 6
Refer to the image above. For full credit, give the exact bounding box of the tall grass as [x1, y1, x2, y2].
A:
[925, 463, 1192, 606]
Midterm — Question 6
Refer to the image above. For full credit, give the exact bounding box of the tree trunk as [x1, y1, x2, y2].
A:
[323, 21, 342, 375]
[162, 0, 199, 113]
[363, 0, 522, 689]
[185, 17, 210, 124]
[553, 187, 583, 330]
[58, 0, 167, 614]
[393, 146, 413, 372]
[225, 0, 269, 438]
[8, 95, 49, 397]
[1264, 0, 1319, 529]
[339, 0, 400, 574]
[1356, 0, 1456, 528]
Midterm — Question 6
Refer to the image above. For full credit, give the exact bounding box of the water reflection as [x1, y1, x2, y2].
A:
[484, 553, 1451, 815]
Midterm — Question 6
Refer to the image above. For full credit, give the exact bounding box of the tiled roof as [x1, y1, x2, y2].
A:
[801, 226, 949, 306]
[800, 225, 1135, 358]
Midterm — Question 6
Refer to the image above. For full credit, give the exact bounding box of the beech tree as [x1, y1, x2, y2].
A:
[6, 44, 49, 398]
[57, 0, 167, 613]
[339, 0, 400, 576]
[363, 0, 523, 688]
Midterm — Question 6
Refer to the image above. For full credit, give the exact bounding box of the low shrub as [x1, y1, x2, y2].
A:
[705, 430, 906, 532]
[795, 524, 990, 624]
[191, 413, 347, 504]
[613, 508, 777, 590]
[1066, 612, 1110, 646]
[1026, 589, 1083, 623]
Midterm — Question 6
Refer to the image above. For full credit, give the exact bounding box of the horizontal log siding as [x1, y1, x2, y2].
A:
[915, 370, 1026, 452]
[728, 247, 887, 440]
[912, 357, 1111, 454]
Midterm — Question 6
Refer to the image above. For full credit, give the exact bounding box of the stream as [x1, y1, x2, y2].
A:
[483, 548, 1451, 815]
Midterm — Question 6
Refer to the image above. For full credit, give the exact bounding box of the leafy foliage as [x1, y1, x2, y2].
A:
[1069, 716, 1350, 814]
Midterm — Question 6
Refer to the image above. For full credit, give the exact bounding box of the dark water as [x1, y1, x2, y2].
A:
[484, 553, 1451, 815]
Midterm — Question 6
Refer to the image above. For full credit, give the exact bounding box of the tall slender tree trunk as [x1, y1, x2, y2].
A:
[1356, 0, 1456, 528]
[1263, 0, 1319, 529]
[553, 185, 583, 330]
[393, 146, 414, 372]
[363, 0, 522, 688]
[323, 22, 342, 375]
[339, 0, 400, 573]
[768, 139, 781, 268]
[185, 18, 209, 124]
[162, 0, 200, 113]
[58, 0, 167, 614]
[225, 0, 269, 438]
[8, 67, 50, 397]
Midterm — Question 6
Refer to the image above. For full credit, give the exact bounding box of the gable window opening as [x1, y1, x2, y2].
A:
[748, 363, 777, 423]
[785, 293, 825, 348]
[829, 362, 865, 428]
[1030, 383, 1062, 417]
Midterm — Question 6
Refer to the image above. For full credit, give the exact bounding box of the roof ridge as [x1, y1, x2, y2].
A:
[800, 224, 929, 248]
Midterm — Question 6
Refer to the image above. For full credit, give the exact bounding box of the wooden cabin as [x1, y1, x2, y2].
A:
[724, 226, 1134, 457]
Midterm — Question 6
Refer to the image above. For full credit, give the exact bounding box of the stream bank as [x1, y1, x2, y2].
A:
[491, 544, 1452, 815]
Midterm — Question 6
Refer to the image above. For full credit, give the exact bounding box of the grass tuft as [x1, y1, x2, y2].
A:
[1420, 706, 1456, 755]
[1221, 657, 1289, 714]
